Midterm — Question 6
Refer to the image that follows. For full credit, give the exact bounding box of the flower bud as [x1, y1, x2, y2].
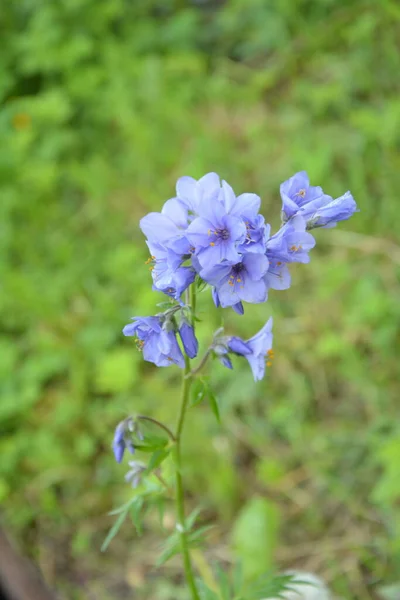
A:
[178, 321, 198, 359]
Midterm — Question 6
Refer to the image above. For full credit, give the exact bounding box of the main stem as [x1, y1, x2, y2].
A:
[173, 286, 200, 600]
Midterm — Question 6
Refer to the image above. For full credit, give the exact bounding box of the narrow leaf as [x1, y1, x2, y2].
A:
[101, 510, 128, 552]
[130, 496, 145, 536]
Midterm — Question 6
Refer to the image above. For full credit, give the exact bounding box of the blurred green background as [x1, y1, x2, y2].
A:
[1, 1, 400, 598]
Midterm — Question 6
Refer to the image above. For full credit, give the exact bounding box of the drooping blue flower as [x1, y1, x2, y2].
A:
[112, 418, 138, 463]
[186, 195, 246, 268]
[266, 215, 316, 265]
[178, 320, 198, 359]
[123, 316, 185, 368]
[228, 317, 274, 381]
[301, 191, 358, 229]
[227, 336, 252, 355]
[280, 171, 358, 229]
[201, 252, 269, 307]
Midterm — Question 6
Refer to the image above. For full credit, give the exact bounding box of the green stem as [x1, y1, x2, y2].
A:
[173, 287, 200, 600]
[190, 284, 197, 326]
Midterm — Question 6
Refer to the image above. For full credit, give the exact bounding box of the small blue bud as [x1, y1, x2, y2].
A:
[178, 321, 198, 359]
[228, 336, 252, 355]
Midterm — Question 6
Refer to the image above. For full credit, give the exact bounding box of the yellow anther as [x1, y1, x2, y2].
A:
[266, 361, 272, 367]
[296, 189, 306, 198]
[237, 278, 242, 283]
[210, 242, 215, 246]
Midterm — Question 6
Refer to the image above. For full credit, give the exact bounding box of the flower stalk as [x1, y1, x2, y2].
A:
[174, 287, 200, 598]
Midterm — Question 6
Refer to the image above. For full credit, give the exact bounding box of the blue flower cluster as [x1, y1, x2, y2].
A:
[123, 171, 357, 374]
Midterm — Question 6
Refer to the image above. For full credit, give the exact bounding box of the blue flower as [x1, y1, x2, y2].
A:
[280, 171, 358, 229]
[220, 181, 268, 254]
[147, 241, 195, 301]
[123, 316, 185, 368]
[280, 171, 324, 221]
[302, 191, 358, 229]
[186, 196, 246, 268]
[229, 317, 274, 381]
[201, 252, 269, 307]
[266, 215, 315, 265]
[112, 418, 138, 463]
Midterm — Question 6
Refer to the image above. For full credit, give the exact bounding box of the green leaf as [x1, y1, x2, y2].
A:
[215, 564, 232, 600]
[147, 447, 171, 472]
[108, 497, 136, 516]
[188, 524, 215, 544]
[206, 386, 220, 424]
[191, 378, 207, 407]
[130, 496, 145, 536]
[101, 510, 128, 552]
[156, 532, 180, 567]
[232, 497, 280, 581]
[197, 580, 220, 600]
[186, 505, 204, 530]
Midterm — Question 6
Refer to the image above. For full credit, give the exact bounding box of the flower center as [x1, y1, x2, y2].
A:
[295, 188, 306, 198]
[216, 228, 230, 241]
[228, 263, 245, 287]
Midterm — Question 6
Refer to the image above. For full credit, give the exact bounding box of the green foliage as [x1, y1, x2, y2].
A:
[198, 567, 304, 600]
[1, 0, 400, 597]
[232, 497, 280, 581]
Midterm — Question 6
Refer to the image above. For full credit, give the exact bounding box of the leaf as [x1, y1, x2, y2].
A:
[191, 378, 207, 407]
[188, 524, 215, 544]
[134, 441, 167, 453]
[205, 383, 221, 424]
[215, 564, 232, 600]
[147, 447, 171, 472]
[101, 510, 128, 552]
[245, 573, 300, 600]
[130, 496, 145, 536]
[232, 497, 280, 581]
[186, 505, 204, 530]
[196, 580, 220, 600]
[156, 532, 180, 567]
[108, 497, 136, 516]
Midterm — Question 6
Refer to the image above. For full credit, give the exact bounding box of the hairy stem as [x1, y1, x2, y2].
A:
[173, 286, 200, 600]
